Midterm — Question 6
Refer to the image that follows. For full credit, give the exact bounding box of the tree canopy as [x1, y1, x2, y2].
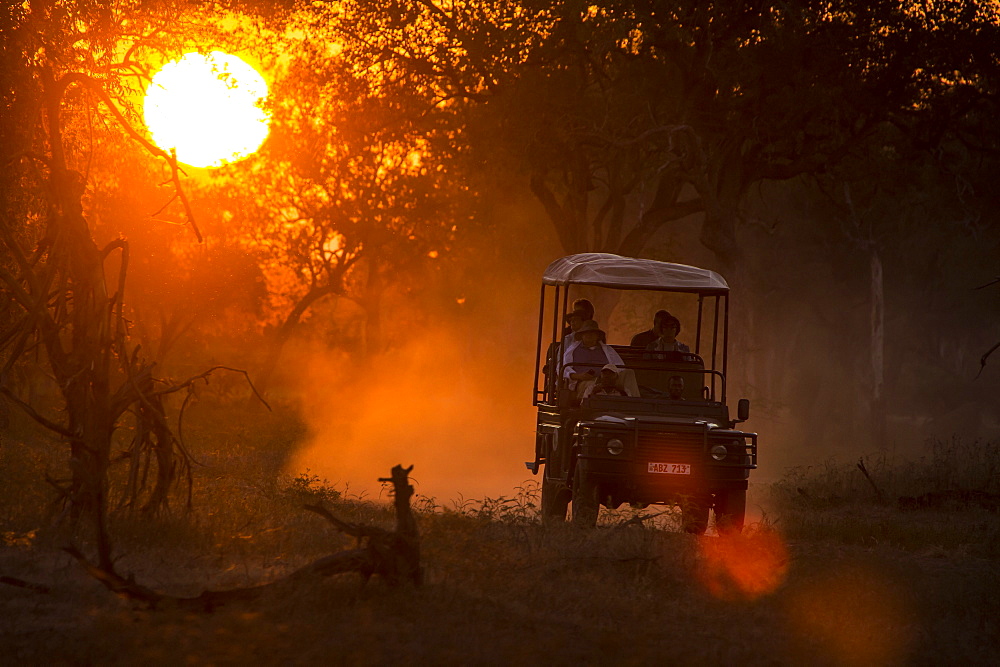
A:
[2, 0, 999, 535]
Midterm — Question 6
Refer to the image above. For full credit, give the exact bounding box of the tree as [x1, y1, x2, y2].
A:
[216, 3, 478, 388]
[0, 0, 264, 563]
[448, 1, 998, 274]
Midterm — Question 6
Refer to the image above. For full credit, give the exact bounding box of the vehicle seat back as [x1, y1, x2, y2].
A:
[611, 346, 708, 400]
[617, 368, 639, 397]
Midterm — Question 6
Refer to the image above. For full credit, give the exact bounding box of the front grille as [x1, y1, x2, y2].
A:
[636, 431, 704, 464]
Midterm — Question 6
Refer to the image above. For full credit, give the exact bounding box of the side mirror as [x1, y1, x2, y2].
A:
[737, 398, 750, 422]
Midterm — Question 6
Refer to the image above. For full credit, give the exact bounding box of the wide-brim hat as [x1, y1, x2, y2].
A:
[577, 319, 605, 337]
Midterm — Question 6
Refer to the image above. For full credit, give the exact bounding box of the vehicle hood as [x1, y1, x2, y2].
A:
[587, 412, 725, 430]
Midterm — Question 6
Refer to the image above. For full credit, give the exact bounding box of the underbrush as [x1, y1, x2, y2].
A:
[4, 413, 1000, 664]
[766, 436, 1000, 557]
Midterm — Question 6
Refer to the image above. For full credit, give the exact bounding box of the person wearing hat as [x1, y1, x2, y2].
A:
[563, 309, 587, 345]
[562, 320, 624, 390]
[562, 299, 597, 345]
[582, 364, 630, 398]
[630, 309, 672, 348]
[644, 315, 690, 353]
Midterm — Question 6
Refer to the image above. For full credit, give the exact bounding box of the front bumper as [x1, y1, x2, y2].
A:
[574, 424, 757, 502]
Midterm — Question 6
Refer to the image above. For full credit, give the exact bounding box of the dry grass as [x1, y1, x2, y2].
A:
[2, 408, 999, 665]
[766, 438, 1000, 559]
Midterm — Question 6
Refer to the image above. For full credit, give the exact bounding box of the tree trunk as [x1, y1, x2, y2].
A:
[256, 285, 340, 395]
[870, 247, 886, 447]
[363, 263, 384, 358]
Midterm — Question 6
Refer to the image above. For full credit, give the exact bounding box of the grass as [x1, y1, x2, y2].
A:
[2, 407, 999, 665]
[766, 437, 1000, 558]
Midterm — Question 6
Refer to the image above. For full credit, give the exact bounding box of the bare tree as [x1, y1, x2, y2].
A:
[0, 1, 264, 565]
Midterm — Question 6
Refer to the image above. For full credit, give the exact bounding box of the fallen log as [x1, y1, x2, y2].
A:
[64, 464, 421, 611]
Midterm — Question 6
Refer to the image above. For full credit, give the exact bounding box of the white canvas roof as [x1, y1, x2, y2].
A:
[542, 253, 729, 294]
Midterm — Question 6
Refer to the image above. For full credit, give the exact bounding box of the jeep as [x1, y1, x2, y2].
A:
[526, 253, 757, 533]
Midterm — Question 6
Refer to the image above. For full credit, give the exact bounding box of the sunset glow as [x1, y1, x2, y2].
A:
[144, 51, 270, 168]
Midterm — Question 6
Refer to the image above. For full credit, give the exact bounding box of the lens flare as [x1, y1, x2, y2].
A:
[784, 564, 914, 665]
[695, 528, 789, 601]
[144, 51, 270, 168]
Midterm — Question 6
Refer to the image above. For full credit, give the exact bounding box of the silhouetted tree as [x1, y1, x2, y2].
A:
[217, 4, 476, 388]
[0, 0, 262, 563]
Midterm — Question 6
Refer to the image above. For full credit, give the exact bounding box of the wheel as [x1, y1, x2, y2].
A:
[571, 474, 600, 527]
[681, 495, 710, 535]
[714, 490, 746, 535]
[540, 467, 569, 524]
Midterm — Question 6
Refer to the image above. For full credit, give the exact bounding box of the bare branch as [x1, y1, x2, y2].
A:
[303, 502, 387, 539]
[977, 340, 1000, 379]
[0, 385, 76, 438]
[151, 366, 272, 411]
[56, 73, 202, 242]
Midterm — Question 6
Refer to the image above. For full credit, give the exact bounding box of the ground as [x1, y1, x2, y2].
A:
[1, 406, 998, 665]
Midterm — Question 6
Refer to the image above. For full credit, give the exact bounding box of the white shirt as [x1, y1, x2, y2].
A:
[561, 340, 626, 386]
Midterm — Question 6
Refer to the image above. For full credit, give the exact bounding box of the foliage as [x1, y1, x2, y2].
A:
[282, 469, 342, 504]
[455, 0, 1000, 266]
[161, 1, 495, 387]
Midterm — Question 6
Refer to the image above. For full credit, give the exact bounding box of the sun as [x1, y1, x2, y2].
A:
[144, 51, 271, 169]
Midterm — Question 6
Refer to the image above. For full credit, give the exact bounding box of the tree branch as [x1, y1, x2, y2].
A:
[151, 366, 272, 411]
[56, 73, 202, 242]
[0, 385, 76, 438]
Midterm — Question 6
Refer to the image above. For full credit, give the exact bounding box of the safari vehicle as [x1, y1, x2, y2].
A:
[526, 253, 757, 533]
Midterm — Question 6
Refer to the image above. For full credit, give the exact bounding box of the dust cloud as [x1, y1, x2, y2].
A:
[282, 325, 539, 504]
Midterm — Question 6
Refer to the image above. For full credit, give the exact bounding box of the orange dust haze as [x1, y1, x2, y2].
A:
[283, 325, 538, 504]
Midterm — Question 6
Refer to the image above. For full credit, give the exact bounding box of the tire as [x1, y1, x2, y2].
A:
[714, 489, 746, 535]
[571, 474, 599, 527]
[681, 495, 710, 535]
[540, 469, 569, 524]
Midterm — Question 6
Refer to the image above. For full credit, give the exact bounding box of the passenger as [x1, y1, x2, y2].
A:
[563, 320, 624, 390]
[572, 298, 595, 322]
[631, 309, 671, 348]
[645, 315, 690, 353]
[562, 299, 598, 344]
[545, 302, 597, 389]
[562, 299, 595, 337]
[667, 375, 685, 400]
[562, 309, 587, 345]
[583, 364, 630, 398]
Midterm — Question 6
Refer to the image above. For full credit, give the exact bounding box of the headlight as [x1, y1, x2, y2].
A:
[607, 438, 624, 455]
[710, 444, 728, 461]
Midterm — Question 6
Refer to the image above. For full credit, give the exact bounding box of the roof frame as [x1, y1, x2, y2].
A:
[542, 253, 729, 295]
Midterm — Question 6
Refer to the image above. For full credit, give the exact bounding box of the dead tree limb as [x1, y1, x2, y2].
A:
[856, 458, 885, 503]
[977, 340, 1000, 379]
[0, 576, 51, 594]
[66, 465, 422, 611]
[152, 366, 272, 412]
[303, 503, 386, 540]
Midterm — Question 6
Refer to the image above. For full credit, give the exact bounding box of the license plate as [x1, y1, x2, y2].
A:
[647, 462, 691, 475]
